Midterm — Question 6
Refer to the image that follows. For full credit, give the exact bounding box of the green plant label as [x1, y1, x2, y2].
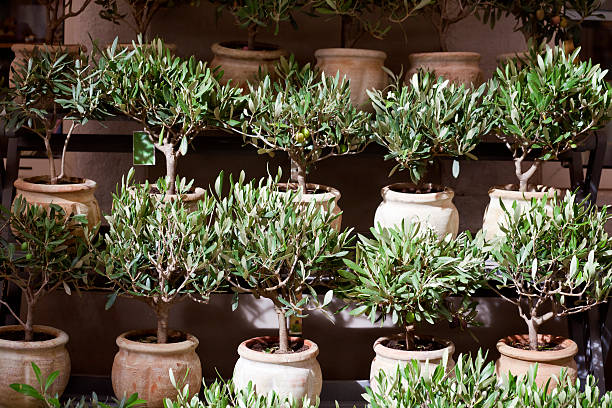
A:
[133, 131, 155, 166]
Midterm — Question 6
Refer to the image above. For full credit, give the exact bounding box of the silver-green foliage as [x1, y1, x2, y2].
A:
[488, 193, 612, 350]
[241, 57, 370, 189]
[368, 71, 495, 184]
[101, 169, 225, 343]
[491, 45, 612, 192]
[341, 221, 486, 349]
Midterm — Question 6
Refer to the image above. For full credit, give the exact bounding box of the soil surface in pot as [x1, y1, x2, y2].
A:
[127, 331, 187, 344]
[391, 185, 445, 194]
[507, 338, 565, 351]
[383, 337, 446, 352]
[248, 338, 310, 354]
[278, 185, 329, 195]
[26, 175, 86, 185]
[220, 41, 279, 52]
[0, 330, 55, 342]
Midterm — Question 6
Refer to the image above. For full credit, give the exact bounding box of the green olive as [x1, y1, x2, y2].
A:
[25, 253, 33, 260]
[20, 242, 28, 251]
[536, 9, 545, 20]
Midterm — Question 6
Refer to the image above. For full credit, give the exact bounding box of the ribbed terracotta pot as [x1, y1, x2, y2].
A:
[10, 44, 83, 86]
[496, 334, 578, 388]
[211, 42, 287, 87]
[0, 325, 70, 408]
[13, 176, 101, 228]
[407, 52, 482, 86]
[112, 330, 202, 408]
[374, 183, 458, 238]
[482, 185, 560, 240]
[233, 336, 322, 402]
[279, 183, 342, 231]
[314, 48, 387, 111]
[370, 335, 455, 394]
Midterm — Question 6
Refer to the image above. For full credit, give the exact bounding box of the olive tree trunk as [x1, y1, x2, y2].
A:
[404, 324, 415, 351]
[156, 302, 170, 344]
[275, 306, 290, 353]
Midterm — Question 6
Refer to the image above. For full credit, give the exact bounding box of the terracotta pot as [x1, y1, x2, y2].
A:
[13, 176, 101, 229]
[10, 44, 84, 87]
[146, 185, 206, 212]
[496, 51, 528, 67]
[0, 325, 70, 408]
[211, 42, 287, 88]
[482, 185, 560, 240]
[374, 183, 458, 238]
[112, 330, 202, 408]
[233, 336, 322, 402]
[496, 334, 578, 388]
[279, 183, 342, 231]
[407, 52, 482, 86]
[370, 334, 455, 394]
[314, 48, 388, 111]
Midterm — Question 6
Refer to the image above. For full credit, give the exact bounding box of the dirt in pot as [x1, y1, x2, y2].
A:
[278, 185, 329, 195]
[221, 41, 279, 52]
[0, 330, 55, 342]
[383, 336, 447, 352]
[127, 331, 187, 344]
[507, 338, 565, 351]
[248, 338, 310, 354]
[26, 176, 86, 185]
[391, 185, 445, 194]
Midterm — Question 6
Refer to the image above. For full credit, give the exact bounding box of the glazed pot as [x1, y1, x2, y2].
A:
[314, 48, 387, 111]
[482, 185, 559, 240]
[211, 42, 287, 88]
[112, 330, 202, 408]
[13, 176, 101, 228]
[406, 52, 482, 86]
[370, 334, 455, 394]
[0, 325, 70, 408]
[374, 183, 458, 238]
[10, 44, 84, 87]
[496, 334, 578, 388]
[280, 183, 342, 231]
[233, 336, 322, 402]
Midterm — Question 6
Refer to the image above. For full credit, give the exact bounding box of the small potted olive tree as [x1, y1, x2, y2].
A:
[216, 171, 352, 401]
[488, 193, 612, 388]
[368, 71, 495, 238]
[209, 0, 303, 86]
[482, 45, 612, 238]
[241, 58, 370, 228]
[5, 47, 108, 227]
[341, 221, 486, 393]
[100, 170, 226, 407]
[0, 198, 94, 407]
[97, 38, 242, 197]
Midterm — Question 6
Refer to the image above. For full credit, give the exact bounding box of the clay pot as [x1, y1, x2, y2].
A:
[496, 334, 578, 388]
[211, 42, 288, 88]
[10, 44, 84, 87]
[482, 185, 560, 240]
[13, 176, 101, 229]
[406, 52, 482, 86]
[147, 185, 206, 212]
[496, 51, 528, 68]
[374, 183, 459, 238]
[370, 335, 455, 394]
[112, 330, 202, 408]
[314, 48, 388, 111]
[0, 325, 70, 408]
[233, 336, 322, 402]
[279, 183, 342, 231]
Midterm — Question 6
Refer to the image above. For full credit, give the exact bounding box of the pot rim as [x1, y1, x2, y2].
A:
[14, 176, 97, 193]
[141, 184, 206, 203]
[0, 325, 68, 349]
[278, 182, 341, 202]
[237, 336, 319, 363]
[373, 334, 455, 361]
[211, 42, 287, 60]
[11, 43, 85, 53]
[314, 48, 387, 60]
[488, 184, 561, 199]
[381, 183, 454, 203]
[497, 334, 578, 362]
[409, 51, 481, 62]
[116, 329, 199, 355]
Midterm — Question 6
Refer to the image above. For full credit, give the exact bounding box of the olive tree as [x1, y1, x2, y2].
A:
[487, 193, 612, 350]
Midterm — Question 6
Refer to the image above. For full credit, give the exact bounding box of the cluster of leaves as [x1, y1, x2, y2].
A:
[341, 221, 486, 349]
[368, 71, 495, 185]
[241, 57, 371, 189]
[368, 351, 612, 407]
[164, 370, 319, 408]
[4, 46, 110, 184]
[37, 0, 93, 43]
[491, 45, 612, 191]
[215, 170, 352, 352]
[0, 198, 96, 341]
[96, 0, 200, 40]
[100, 169, 226, 343]
[11, 363, 144, 408]
[211, 0, 304, 49]
[487, 193, 612, 350]
[96, 38, 243, 194]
